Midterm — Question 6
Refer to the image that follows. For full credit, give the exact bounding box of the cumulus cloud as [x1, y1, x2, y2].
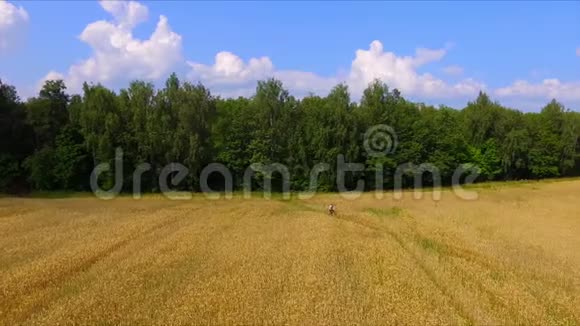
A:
[41, 0, 182, 93]
[0, 0, 29, 52]
[442, 65, 464, 76]
[187, 51, 337, 97]
[495, 79, 580, 102]
[188, 40, 484, 99]
[99, 0, 148, 29]
[274, 70, 338, 96]
[347, 41, 484, 98]
[188, 51, 274, 86]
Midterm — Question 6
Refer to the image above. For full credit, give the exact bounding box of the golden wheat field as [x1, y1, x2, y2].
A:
[1, 180, 580, 325]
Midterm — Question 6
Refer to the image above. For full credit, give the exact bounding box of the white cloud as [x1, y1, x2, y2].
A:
[347, 41, 483, 98]
[188, 40, 485, 99]
[41, 0, 182, 93]
[274, 70, 337, 96]
[187, 51, 337, 97]
[188, 51, 274, 86]
[495, 79, 580, 102]
[442, 65, 464, 76]
[99, 0, 148, 29]
[0, 0, 29, 52]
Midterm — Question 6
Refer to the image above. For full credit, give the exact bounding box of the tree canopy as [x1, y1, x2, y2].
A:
[1, 76, 578, 194]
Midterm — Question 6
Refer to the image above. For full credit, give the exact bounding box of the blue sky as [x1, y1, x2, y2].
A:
[0, 0, 579, 111]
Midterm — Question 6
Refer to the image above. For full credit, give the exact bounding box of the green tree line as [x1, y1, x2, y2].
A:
[1, 75, 579, 193]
